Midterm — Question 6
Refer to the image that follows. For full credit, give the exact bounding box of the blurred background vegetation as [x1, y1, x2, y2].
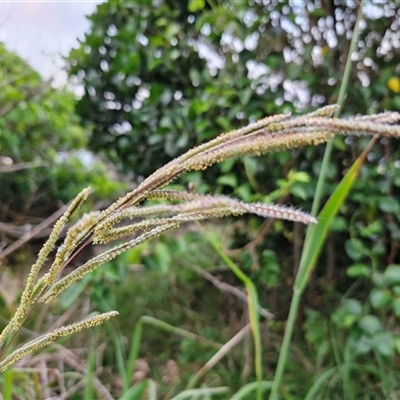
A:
[1, 0, 400, 398]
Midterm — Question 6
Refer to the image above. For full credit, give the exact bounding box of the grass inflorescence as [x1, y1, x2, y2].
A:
[1, 105, 400, 388]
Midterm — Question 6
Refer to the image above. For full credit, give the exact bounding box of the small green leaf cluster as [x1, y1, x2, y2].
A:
[0, 43, 124, 218]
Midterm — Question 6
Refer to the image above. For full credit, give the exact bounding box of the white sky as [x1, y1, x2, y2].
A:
[0, 1, 103, 86]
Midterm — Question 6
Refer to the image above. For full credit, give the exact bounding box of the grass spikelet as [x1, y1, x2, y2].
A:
[97, 196, 316, 244]
[0, 188, 92, 347]
[145, 189, 200, 202]
[0, 311, 118, 372]
[46, 211, 101, 285]
[44, 223, 179, 302]
[302, 104, 340, 118]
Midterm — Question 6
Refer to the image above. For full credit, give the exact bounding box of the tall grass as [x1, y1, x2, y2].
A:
[269, 5, 365, 398]
[1, 40, 400, 395]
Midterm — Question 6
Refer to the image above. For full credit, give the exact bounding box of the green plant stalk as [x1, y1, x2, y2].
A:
[3, 369, 13, 400]
[342, 341, 355, 400]
[84, 346, 95, 400]
[311, 5, 363, 216]
[268, 6, 364, 398]
[109, 327, 128, 392]
[201, 229, 263, 400]
[268, 137, 375, 399]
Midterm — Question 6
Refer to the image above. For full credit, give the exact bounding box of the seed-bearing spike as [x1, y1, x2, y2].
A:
[0, 311, 118, 372]
[302, 104, 340, 118]
[47, 211, 101, 285]
[0, 187, 92, 348]
[43, 223, 180, 302]
[354, 111, 400, 124]
[145, 189, 200, 202]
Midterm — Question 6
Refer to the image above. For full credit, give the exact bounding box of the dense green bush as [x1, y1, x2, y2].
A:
[0, 43, 124, 219]
[68, 0, 400, 181]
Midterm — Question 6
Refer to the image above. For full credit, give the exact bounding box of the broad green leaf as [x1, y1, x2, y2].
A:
[378, 196, 400, 214]
[359, 315, 383, 334]
[345, 238, 369, 261]
[369, 288, 391, 309]
[384, 264, 400, 285]
[296, 147, 370, 292]
[354, 334, 372, 354]
[372, 332, 396, 357]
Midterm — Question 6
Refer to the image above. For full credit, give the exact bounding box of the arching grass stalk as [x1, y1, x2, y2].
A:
[268, 4, 364, 399]
[1, 90, 399, 388]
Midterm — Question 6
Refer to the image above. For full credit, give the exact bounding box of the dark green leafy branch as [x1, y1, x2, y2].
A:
[1, 105, 399, 373]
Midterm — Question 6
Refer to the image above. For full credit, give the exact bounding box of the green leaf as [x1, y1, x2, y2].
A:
[219, 158, 236, 173]
[392, 298, 400, 317]
[354, 334, 372, 354]
[378, 196, 400, 214]
[345, 238, 368, 261]
[384, 264, 400, 285]
[289, 170, 311, 183]
[347, 264, 370, 278]
[372, 332, 396, 357]
[369, 288, 391, 309]
[217, 174, 238, 188]
[329, 216, 347, 232]
[359, 315, 383, 334]
[235, 183, 252, 202]
[331, 299, 362, 329]
[188, 0, 205, 13]
[296, 148, 369, 292]
[290, 183, 310, 200]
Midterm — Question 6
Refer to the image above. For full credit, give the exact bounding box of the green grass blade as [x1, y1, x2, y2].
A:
[269, 137, 374, 400]
[296, 137, 376, 292]
[310, 5, 363, 216]
[170, 386, 230, 400]
[304, 367, 337, 400]
[84, 345, 95, 400]
[230, 381, 273, 400]
[3, 369, 14, 400]
[148, 379, 157, 400]
[118, 380, 148, 400]
[109, 327, 128, 392]
[126, 319, 144, 393]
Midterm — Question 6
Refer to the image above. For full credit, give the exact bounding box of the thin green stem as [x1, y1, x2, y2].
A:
[199, 226, 263, 400]
[311, 5, 363, 217]
[268, 5, 364, 400]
